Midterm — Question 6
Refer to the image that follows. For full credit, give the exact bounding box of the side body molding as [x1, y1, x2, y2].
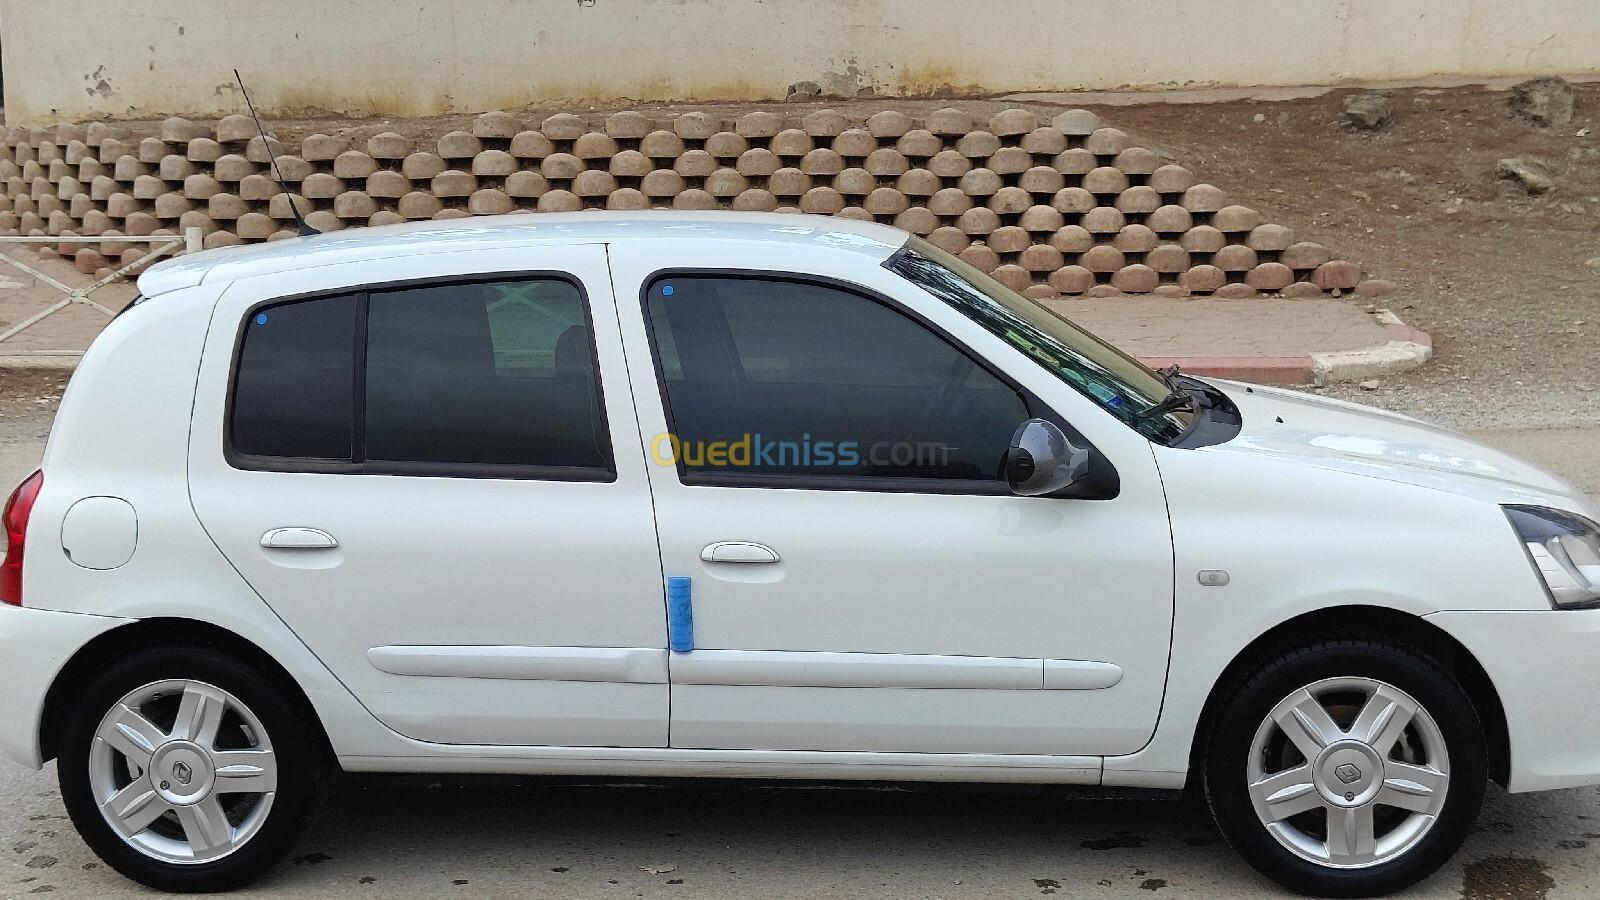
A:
[669, 650, 1123, 691]
[367, 646, 668, 683]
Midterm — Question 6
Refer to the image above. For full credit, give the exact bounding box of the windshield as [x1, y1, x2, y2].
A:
[886, 238, 1191, 444]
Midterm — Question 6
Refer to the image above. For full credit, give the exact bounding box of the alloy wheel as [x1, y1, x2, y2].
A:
[1246, 676, 1449, 869]
[87, 679, 278, 864]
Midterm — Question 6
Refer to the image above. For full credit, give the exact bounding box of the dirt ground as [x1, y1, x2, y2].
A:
[0, 371, 65, 419]
[1106, 84, 1600, 382]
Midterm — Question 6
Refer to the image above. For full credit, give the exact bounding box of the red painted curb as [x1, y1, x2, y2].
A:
[1138, 318, 1432, 386]
[1137, 354, 1314, 385]
[1382, 320, 1433, 349]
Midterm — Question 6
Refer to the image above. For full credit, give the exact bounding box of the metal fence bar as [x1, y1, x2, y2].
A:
[0, 227, 202, 352]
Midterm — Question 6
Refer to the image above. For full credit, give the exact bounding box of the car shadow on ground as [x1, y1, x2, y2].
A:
[280, 776, 1241, 894]
[233, 775, 1593, 897]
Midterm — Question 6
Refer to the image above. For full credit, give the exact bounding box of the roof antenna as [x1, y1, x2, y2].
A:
[233, 68, 318, 236]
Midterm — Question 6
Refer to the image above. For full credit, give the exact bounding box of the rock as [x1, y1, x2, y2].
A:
[785, 80, 821, 103]
[1586, 257, 1600, 268]
[1340, 92, 1392, 131]
[1358, 379, 1381, 391]
[1509, 77, 1574, 127]
[1355, 279, 1397, 298]
[1213, 283, 1258, 299]
[1496, 157, 1556, 195]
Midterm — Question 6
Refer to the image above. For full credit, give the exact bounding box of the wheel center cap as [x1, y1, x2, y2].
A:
[149, 740, 215, 806]
[1314, 740, 1384, 808]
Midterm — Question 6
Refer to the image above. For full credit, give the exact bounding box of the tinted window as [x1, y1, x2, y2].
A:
[230, 278, 612, 476]
[888, 239, 1190, 444]
[364, 279, 611, 469]
[232, 293, 356, 459]
[645, 276, 1027, 483]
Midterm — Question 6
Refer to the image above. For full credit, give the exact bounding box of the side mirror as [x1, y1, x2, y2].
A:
[1006, 419, 1090, 497]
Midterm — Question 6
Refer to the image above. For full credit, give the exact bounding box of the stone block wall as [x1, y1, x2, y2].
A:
[0, 107, 1390, 300]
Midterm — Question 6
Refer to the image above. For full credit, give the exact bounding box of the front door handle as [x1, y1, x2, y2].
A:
[700, 541, 780, 564]
[260, 527, 339, 550]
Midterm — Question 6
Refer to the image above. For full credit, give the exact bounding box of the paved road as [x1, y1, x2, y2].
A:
[1, 411, 1597, 899]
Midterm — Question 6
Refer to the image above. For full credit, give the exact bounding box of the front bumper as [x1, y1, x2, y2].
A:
[0, 604, 132, 769]
[1427, 608, 1600, 793]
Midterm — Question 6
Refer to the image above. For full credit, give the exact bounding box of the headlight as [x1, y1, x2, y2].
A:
[1504, 505, 1600, 609]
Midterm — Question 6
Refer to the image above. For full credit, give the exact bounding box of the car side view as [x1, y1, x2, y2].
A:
[2, 211, 1597, 895]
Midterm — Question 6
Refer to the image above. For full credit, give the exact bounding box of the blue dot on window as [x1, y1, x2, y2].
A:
[254, 312, 269, 326]
[661, 284, 674, 296]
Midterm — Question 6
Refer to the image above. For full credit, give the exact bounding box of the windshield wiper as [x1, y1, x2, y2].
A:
[1136, 387, 1196, 421]
[1135, 363, 1197, 420]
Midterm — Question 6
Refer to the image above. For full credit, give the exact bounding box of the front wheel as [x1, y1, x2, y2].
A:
[1201, 639, 1487, 897]
[57, 645, 323, 892]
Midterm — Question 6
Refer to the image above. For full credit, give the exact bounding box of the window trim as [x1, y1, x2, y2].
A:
[224, 270, 617, 483]
[638, 267, 1114, 496]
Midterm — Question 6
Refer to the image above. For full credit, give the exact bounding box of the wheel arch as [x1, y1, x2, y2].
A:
[38, 617, 336, 765]
[1189, 605, 1510, 786]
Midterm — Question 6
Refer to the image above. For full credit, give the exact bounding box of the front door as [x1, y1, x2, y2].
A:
[610, 245, 1175, 757]
[188, 245, 669, 747]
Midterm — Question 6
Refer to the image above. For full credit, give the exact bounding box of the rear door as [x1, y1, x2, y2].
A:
[188, 245, 670, 747]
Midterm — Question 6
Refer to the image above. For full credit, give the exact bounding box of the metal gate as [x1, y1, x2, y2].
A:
[0, 228, 203, 365]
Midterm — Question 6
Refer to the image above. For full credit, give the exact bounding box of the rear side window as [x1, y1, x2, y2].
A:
[231, 293, 357, 460]
[365, 280, 609, 468]
[229, 276, 612, 478]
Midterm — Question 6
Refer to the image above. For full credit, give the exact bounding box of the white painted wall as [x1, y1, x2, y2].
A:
[2, 0, 1596, 123]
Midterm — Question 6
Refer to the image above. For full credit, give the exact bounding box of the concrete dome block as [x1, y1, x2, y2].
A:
[472, 110, 521, 140]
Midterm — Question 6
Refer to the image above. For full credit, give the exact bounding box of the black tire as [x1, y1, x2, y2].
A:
[1201, 639, 1487, 897]
[57, 644, 324, 892]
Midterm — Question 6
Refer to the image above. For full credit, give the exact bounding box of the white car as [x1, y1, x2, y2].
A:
[2, 212, 1597, 895]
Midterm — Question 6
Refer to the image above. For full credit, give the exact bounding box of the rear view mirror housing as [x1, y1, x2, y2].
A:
[1006, 419, 1105, 498]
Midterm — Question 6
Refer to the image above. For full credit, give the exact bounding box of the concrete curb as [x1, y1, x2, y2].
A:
[0, 355, 80, 370]
[1136, 354, 1316, 384]
[1309, 310, 1433, 385]
[1137, 308, 1432, 386]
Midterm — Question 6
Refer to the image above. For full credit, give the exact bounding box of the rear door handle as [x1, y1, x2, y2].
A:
[260, 527, 339, 550]
[700, 541, 780, 564]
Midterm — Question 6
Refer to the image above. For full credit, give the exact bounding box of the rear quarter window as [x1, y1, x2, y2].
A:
[230, 293, 358, 460]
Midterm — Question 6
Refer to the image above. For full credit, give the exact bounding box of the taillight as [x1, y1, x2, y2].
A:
[1, 470, 43, 606]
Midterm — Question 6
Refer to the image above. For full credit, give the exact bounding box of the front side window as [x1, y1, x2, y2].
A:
[230, 276, 612, 476]
[887, 238, 1192, 444]
[644, 275, 1028, 485]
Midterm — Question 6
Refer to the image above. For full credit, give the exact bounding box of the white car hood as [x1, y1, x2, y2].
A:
[1201, 380, 1596, 513]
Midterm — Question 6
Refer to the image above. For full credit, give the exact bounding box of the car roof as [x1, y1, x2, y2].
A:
[137, 211, 911, 297]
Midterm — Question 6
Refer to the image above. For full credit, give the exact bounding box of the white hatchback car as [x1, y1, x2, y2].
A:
[2, 212, 1598, 895]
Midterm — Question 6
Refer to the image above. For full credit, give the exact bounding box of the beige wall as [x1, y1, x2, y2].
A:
[3, 0, 1598, 123]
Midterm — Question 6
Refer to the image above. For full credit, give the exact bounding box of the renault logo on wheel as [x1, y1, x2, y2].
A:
[172, 760, 193, 786]
[1334, 763, 1362, 784]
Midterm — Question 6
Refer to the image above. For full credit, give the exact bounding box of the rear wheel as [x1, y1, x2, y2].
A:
[1202, 640, 1486, 897]
[58, 645, 322, 892]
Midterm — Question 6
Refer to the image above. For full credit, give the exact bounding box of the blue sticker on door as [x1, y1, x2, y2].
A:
[666, 576, 694, 653]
